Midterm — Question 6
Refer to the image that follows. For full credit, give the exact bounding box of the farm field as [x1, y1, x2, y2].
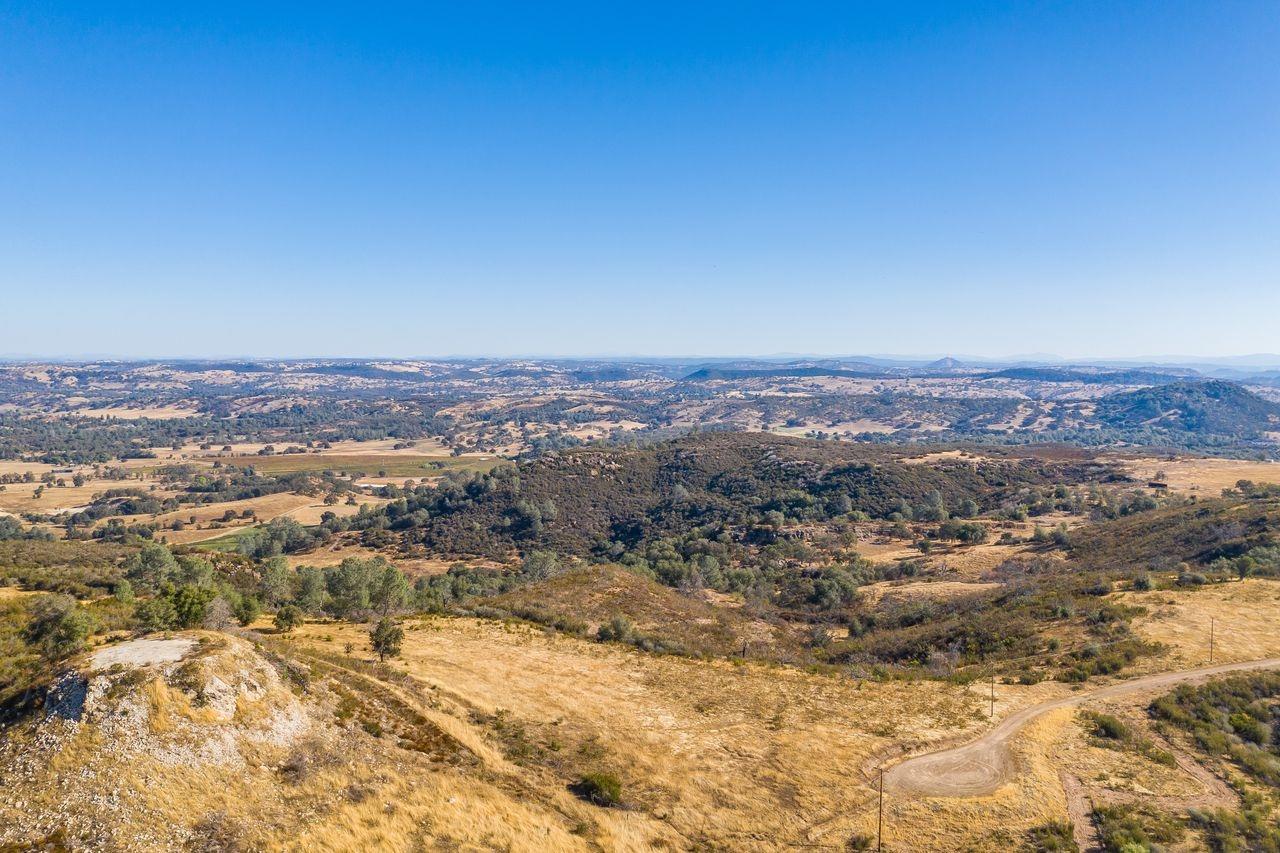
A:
[1119, 455, 1280, 493]
[217, 453, 501, 478]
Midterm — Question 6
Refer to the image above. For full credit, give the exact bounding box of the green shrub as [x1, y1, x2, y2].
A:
[1093, 804, 1183, 853]
[274, 604, 304, 633]
[1150, 672, 1280, 786]
[24, 594, 95, 661]
[234, 595, 261, 626]
[171, 584, 216, 628]
[1026, 820, 1078, 851]
[1086, 712, 1129, 741]
[596, 615, 634, 643]
[574, 772, 622, 807]
[1188, 798, 1280, 850]
[134, 596, 178, 632]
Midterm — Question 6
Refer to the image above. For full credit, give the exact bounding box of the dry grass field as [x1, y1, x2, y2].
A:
[0, 471, 401, 546]
[220, 453, 500, 478]
[280, 544, 479, 576]
[142, 494, 390, 545]
[1120, 455, 1280, 493]
[873, 581, 1280, 849]
[1120, 578, 1280, 669]
[289, 617, 1087, 850]
[66, 404, 202, 420]
[0, 632, 644, 852]
[900, 449, 998, 466]
[0, 460, 65, 477]
[0, 480, 181, 516]
[42, 577, 1250, 851]
[158, 437, 452, 459]
[770, 419, 899, 437]
[289, 600, 1275, 850]
[2, 547, 1277, 849]
[932, 542, 1039, 577]
[857, 579, 1002, 608]
[884, 706, 1073, 850]
[853, 533, 1052, 579]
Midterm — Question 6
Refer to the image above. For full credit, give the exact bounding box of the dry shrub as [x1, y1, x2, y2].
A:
[187, 811, 243, 853]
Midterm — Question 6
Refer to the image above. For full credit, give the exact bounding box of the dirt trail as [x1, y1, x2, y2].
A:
[885, 657, 1280, 798]
[1059, 772, 1100, 852]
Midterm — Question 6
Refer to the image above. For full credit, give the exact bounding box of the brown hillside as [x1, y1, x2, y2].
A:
[482, 564, 802, 660]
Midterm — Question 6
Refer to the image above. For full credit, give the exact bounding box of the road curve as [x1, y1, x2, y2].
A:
[884, 657, 1280, 798]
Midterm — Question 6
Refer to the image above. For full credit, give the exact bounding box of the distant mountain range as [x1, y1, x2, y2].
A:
[679, 361, 1279, 387]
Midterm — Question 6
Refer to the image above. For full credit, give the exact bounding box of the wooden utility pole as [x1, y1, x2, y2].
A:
[1209, 617, 1215, 664]
[877, 766, 885, 852]
[990, 673, 996, 718]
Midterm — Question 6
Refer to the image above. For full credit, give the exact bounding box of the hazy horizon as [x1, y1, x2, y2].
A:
[6, 351, 1280, 369]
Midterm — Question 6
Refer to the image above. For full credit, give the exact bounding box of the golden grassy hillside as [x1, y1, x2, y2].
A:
[291, 616, 1065, 850]
[481, 563, 802, 659]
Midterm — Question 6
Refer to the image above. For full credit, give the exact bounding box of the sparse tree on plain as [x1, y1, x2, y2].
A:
[370, 617, 403, 661]
[274, 604, 304, 633]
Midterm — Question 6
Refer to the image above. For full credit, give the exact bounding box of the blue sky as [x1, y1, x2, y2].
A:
[2, 2, 1277, 359]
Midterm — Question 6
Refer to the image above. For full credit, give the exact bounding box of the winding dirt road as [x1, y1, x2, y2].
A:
[885, 657, 1280, 798]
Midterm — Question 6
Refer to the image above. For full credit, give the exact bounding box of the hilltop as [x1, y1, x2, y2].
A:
[0, 632, 476, 849]
[1095, 380, 1280, 438]
[392, 432, 1104, 559]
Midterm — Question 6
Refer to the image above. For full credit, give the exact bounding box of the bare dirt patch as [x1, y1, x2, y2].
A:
[90, 637, 196, 670]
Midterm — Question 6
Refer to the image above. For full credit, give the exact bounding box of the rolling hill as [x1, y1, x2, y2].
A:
[1094, 380, 1280, 438]
[390, 433, 1104, 559]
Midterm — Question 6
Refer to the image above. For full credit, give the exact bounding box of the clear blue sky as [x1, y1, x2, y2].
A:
[2, 2, 1277, 359]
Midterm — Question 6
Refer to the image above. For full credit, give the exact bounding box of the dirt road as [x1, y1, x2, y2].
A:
[885, 657, 1280, 798]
